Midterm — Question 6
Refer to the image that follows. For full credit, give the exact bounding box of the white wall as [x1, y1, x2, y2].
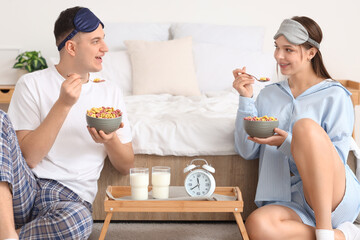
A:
[0, 0, 359, 82]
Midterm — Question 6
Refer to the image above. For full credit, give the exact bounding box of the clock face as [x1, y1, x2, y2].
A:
[184, 170, 215, 197]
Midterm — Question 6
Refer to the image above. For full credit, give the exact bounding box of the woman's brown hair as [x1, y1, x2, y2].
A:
[291, 16, 332, 79]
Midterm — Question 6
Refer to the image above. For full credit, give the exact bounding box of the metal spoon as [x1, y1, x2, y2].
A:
[245, 73, 270, 82]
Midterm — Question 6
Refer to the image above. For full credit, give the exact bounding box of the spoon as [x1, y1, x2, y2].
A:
[238, 72, 270, 82]
[245, 73, 270, 82]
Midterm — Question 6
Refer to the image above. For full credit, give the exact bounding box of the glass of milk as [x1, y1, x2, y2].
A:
[151, 166, 171, 199]
[130, 168, 149, 200]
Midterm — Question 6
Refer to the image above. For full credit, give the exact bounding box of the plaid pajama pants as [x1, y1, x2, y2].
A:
[0, 110, 93, 239]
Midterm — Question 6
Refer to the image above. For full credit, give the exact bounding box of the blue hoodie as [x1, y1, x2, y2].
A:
[234, 79, 358, 206]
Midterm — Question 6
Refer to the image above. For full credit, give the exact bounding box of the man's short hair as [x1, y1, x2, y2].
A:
[54, 6, 83, 47]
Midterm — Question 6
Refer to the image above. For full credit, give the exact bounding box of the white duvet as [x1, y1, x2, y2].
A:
[125, 89, 240, 156]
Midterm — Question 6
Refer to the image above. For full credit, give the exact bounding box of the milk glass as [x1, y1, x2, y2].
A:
[151, 166, 171, 199]
[130, 168, 149, 200]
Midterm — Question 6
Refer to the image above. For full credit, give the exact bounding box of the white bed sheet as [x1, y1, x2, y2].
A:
[125, 87, 360, 159]
[125, 89, 241, 156]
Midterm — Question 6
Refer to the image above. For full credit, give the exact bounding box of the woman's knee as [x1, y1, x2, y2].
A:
[292, 118, 333, 154]
[293, 118, 321, 139]
[291, 118, 330, 153]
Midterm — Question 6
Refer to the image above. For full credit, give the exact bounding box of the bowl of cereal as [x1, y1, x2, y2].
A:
[243, 115, 279, 138]
[86, 107, 122, 134]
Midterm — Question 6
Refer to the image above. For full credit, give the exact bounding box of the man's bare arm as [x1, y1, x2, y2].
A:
[16, 74, 82, 168]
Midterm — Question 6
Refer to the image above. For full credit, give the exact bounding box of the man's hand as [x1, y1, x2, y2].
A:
[247, 128, 288, 147]
[87, 122, 124, 144]
[58, 73, 83, 107]
[88, 122, 134, 175]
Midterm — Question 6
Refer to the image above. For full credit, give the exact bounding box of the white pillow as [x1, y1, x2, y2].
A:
[94, 50, 132, 96]
[192, 42, 276, 97]
[170, 23, 265, 52]
[104, 23, 171, 51]
[124, 37, 201, 96]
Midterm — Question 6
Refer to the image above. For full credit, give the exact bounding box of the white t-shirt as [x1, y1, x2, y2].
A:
[8, 66, 132, 203]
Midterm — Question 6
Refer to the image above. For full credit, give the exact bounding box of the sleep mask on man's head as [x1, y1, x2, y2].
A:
[273, 19, 320, 49]
[57, 8, 104, 51]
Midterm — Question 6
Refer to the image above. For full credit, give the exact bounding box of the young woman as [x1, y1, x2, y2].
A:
[233, 16, 360, 240]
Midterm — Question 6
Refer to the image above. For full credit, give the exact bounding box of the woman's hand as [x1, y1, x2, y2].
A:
[232, 67, 254, 98]
[248, 128, 288, 147]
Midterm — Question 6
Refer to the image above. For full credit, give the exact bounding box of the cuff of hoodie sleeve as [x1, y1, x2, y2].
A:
[238, 95, 256, 113]
[278, 132, 292, 157]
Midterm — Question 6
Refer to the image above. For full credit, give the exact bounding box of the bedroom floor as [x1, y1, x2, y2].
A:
[89, 221, 242, 240]
[89, 221, 360, 240]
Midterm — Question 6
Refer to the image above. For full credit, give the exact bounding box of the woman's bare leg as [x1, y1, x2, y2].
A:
[246, 204, 315, 240]
[292, 118, 346, 239]
[245, 118, 348, 239]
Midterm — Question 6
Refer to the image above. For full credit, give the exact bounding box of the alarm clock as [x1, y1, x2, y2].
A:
[184, 158, 216, 197]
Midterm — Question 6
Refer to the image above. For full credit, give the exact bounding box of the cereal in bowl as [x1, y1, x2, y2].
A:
[87, 107, 122, 119]
[244, 115, 277, 121]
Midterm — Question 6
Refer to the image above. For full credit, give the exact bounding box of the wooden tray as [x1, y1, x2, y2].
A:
[99, 186, 249, 240]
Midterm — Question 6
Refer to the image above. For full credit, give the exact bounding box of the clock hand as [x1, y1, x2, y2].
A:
[190, 184, 199, 190]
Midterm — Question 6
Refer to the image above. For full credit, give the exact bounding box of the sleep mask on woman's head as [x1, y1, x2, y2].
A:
[273, 19, 320, 49]
[57, 8, 104, 51]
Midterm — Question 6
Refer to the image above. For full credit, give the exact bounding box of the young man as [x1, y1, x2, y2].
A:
[0, 6, 134, 239]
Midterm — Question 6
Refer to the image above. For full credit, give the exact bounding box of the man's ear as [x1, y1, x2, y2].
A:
[65, 40, 76, 57]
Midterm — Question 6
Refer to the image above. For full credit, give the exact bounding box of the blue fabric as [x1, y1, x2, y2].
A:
[0, 110, 93, 239]
[57, 8, 104, 51]
[234, 79, 360, 222]
[268, 170, 360, 228]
